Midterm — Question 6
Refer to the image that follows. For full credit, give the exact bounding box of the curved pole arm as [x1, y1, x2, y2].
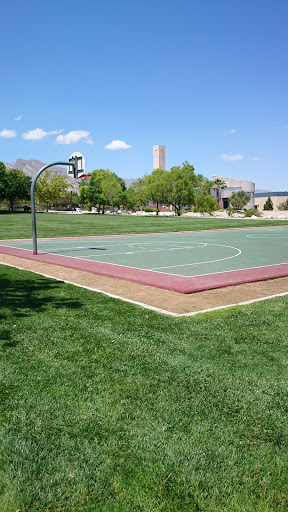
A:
[31, 160, 75, 254]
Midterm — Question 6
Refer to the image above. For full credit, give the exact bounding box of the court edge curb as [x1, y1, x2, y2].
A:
[1, 244, 288, 294]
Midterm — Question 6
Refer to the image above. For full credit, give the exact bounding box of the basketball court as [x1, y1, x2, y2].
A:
[1, 227, 288, 298]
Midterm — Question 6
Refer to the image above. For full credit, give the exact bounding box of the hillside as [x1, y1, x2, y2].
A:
[5, 159, 78, 190]
[5, 159, 136, 190]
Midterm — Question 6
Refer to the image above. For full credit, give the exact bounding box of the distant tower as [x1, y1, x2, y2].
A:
[153, 145, 166, 171]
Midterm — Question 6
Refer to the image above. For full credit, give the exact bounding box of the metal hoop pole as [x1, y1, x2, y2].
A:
[31, 160, 76, 254]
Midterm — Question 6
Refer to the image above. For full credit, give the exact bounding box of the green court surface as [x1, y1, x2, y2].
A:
[1, 226, 288, 278]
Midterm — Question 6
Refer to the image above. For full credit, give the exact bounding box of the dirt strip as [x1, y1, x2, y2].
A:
[1, 254, 288, 315]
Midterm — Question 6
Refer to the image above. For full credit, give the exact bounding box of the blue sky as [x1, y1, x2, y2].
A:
[1, 0, 287, 190]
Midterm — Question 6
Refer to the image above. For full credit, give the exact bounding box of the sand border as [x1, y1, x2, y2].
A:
[1, 254, 288, 316]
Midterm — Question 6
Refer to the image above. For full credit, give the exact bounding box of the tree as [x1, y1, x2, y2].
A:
[54, 191, 80, 209]
[194, 192, 219, 214]
[212, 178, 227, 203]
[263, 196, 274, 210]
[144, 169, 166, 215]
[126, 178, 150, 211]
[83, 169, 126, 213]
[35, 170, 70, 211]
[79, 184, 90, 208]
[0, 161, 7, 199]
[101, 174, 123, 213]
[159, 162, 204, 216]
[1, 167, 31, 212]
[229, 190, 251, 210]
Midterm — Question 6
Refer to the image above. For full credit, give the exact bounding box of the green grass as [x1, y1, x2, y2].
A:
[1, 266, 288, 511]
[1, 214, 288, 510]
[1, 211, 288, 240]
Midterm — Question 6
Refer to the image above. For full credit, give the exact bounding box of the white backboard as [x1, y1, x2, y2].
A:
[67, 152, 86, 178]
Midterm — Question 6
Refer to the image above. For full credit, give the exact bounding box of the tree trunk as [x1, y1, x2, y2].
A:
[156, 201, 159, 215]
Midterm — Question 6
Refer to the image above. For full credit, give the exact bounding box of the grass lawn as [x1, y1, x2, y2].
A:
[1, 211, 288, 240]
[1, 267, 288, 511]
[1, 214, 288, 511]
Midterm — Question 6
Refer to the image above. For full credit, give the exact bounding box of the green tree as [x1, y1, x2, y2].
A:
[1, 167, 31, 212]
[78, 185, 89, 208]
[101, 174, 123, 213]
[229, 190, 251, 210]
[263, 196, 274, 210]
[85, 169, 126, 213]
[35, 170, 70, 211]
[212, 178, 227, 203]
[144, 169, 166, 215]
[159, 162, 203, 216]
[0, 161, 7, 199]
[194, 192, 219, 214]
[126, 178, 150, 211]
[54, 191, 80, 210]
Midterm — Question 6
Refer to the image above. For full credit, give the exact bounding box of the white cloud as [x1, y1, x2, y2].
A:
[105, 140, 132, 150]
[22, 128, 62, 141]
[0, 129, 17, 138]
[219, 153, 244, 161]
[251, 157, 262, 160]
[15, 115, 22, 121]
[224, 129, 236, 134]
[56, 130, 92, 145]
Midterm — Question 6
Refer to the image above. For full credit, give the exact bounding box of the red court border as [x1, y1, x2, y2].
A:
[1, 227, 288, 294]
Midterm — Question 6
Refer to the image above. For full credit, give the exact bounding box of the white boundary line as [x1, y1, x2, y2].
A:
[1, 261, 288, 317]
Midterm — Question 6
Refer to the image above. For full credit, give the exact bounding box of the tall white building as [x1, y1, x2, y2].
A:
[153, 145, 166, 171]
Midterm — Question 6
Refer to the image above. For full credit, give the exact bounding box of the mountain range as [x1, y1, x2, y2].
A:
[4, 159, 136, 190]
[5, 159, 78, 190]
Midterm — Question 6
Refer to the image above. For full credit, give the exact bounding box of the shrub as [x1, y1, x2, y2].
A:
[226, 206, 236, 216]
[244, 208, 262, 217]
[278, 199, 288, 211]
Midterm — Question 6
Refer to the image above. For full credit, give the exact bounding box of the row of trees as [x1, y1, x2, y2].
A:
[0, 162, 72, 212]
[79, 163, 226, 215]
[5, 159, 283, 214]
